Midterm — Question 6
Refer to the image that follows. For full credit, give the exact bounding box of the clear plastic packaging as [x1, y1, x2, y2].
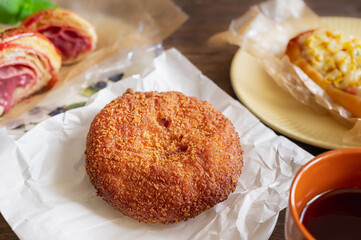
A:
[209, 0, 361, 144]
[0, 0, 187, 136]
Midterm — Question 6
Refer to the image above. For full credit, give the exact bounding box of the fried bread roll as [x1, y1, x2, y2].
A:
[286, 29, 361, 118]
[22, 8, 97, 65]
[0, 28, 61, 116]
[85, 89, 244, 224]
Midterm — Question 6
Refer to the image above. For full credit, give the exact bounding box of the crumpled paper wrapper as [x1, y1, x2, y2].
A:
[209, 0, 361, 145]
[0, 49, 313, 240]
[0, 0, 187, 124]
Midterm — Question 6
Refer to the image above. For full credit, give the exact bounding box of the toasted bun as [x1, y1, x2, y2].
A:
[85, 89, 244, 224]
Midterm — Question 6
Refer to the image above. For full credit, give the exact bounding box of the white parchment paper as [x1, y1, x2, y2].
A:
[0, 49, 313, 240]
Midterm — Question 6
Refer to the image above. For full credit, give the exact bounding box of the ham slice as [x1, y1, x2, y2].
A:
[0, 65, 36, 113]
[0, 28, 61, 116]
[39, 26, 91, 62]
[21, 8, 97, 65]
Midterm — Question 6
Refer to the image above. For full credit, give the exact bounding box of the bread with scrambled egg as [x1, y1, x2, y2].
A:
[85, 89, 244, 224]
[286, 29, 361, 118]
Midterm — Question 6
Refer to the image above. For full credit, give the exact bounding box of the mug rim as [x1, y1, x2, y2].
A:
[289, 148, 361, 240]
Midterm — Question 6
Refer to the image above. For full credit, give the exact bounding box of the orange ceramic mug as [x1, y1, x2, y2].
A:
[285, 148, 361, 240]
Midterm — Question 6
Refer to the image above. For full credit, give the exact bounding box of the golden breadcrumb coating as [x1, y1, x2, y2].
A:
[85, 89, 243, 224]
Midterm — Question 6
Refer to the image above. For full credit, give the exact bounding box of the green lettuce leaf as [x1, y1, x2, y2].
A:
[0, 0, 21, 24]
[18, 0, 57, 21]
[0, 0, 57, 24]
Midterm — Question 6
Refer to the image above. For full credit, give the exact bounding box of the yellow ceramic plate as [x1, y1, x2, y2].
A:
[230, 17, 361, 149]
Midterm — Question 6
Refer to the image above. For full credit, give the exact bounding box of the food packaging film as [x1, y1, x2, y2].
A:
[0, 0, 187, 127]
[209, 0, 361, 145]
[0, 49, 313, 240]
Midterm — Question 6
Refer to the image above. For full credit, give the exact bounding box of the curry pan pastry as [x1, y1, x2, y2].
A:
[85, 89, 244, 224]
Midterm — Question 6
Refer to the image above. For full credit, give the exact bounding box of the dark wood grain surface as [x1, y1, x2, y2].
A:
[1, 0, 361, 239]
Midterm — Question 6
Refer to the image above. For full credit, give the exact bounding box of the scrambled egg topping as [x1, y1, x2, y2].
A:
[304, 29, 361, 93]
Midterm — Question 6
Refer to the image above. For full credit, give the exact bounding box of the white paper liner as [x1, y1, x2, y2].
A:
[0, 49, 313, 240]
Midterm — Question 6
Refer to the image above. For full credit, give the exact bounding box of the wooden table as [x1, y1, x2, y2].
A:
[1, 0, 361, 239]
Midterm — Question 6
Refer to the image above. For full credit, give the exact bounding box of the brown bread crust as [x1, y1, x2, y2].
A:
[85, 89, 243, 224]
